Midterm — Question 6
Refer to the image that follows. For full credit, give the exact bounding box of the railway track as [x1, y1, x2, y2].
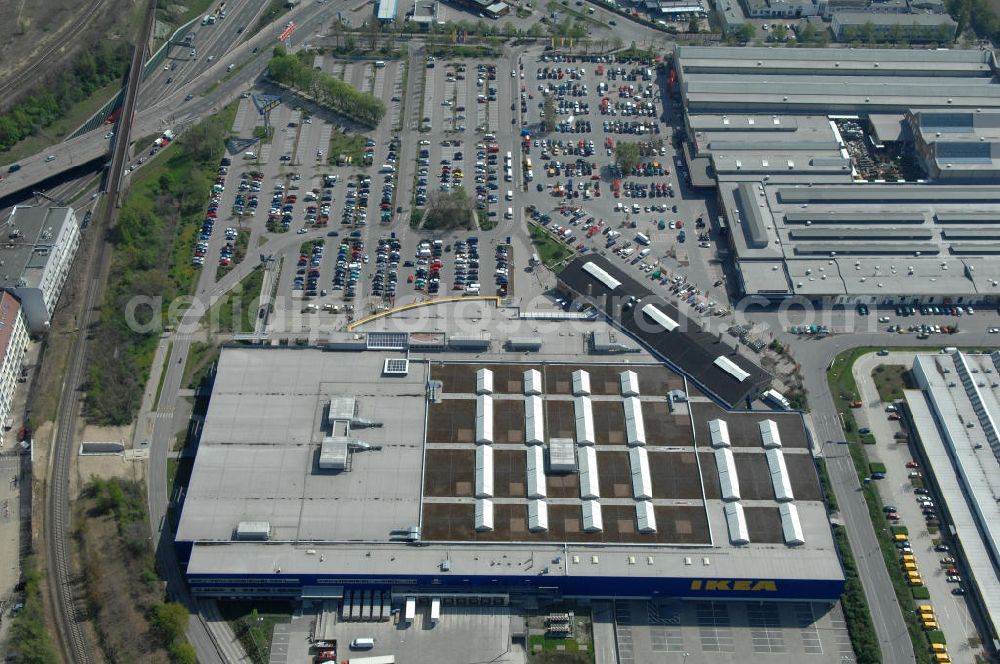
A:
[0, 0, 108, 101]
[44, 2, 157, 663]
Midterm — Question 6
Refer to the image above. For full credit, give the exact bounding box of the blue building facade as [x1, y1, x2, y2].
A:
[186, 569, 844, 601]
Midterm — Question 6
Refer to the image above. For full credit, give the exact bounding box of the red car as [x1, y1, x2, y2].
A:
[945, 567, 958, 575]
[849, 400, 863, 408]
[906, 461, 919, 469]
[886, 513, 900, 521]
[888, 413, 901, 420]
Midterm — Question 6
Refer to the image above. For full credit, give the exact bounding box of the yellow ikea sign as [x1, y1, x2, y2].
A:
[690, 579, 778, 592]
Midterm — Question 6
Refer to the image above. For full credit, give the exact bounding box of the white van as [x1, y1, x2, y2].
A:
[375, 60, 386, 68]
[244, 151, 257, 160]
[506, 190, 513, 201]
[380, 164, 396, 173]
[635, 232, 651, 246]
[505, 207, 513, 219]
[350, 638, 375, 650]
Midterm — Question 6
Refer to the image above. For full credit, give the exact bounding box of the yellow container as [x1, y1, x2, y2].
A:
[922, 621, 939, 630]
[903, 562, 918, 572]
[933, 653, 951, 663]
[902, 554, 917, 563]
[894, 533, 910, 542]
[907, 576, 924, 586]
[919, 604, 935, 614]
[930, 643, 947, 653]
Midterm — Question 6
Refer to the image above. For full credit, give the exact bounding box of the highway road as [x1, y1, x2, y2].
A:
[0, 0, 673, 202]
[0, 0, 333, 201]
[139, 0, 270, 109]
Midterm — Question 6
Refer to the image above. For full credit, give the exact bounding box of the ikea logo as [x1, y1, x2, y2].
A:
[690, 579, 778, 592]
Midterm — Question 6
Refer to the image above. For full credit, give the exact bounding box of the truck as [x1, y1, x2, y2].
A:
[635, 232, 650, 246]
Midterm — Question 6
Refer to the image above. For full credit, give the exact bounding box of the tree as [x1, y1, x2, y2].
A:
[771, 23, 788, 40]
[423, 189, 475, 230]
[688, 17, 700, 33]
[150, 602, 189, 644]
[614, 141, 641, 173]
[859, 20, 876, 43]
[733, 22, 756, 42]
[542, 95, 557, 132]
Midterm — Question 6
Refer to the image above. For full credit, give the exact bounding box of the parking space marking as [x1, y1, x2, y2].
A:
[747, 601, 786, 654]
[791, 602, 824, 655]
[614, 600, 635, 664]
[695, 601, 735, 653]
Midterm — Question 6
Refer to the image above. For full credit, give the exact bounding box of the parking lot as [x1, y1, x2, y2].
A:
[182, 45, 741, 339]
[852, 351, 982, 661]
[611, 598, 854, 663]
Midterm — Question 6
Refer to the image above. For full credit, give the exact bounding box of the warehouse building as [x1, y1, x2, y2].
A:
[720, 182, 1000, 304]
[830, 10, 957, 42]
[675, 46, 1000, 115]
[905, 350, 1000, 651]
[176, 348, 843, 601]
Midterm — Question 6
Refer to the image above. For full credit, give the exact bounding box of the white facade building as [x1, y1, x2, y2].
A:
[0, 292, 28, 428]
[1, 206, 81, 333]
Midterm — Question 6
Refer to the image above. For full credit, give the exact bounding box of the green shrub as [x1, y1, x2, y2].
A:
[0, 42, 131, 152]
[268, 47, 385, 127]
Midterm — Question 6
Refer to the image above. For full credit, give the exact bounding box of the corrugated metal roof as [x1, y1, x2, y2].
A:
[640, 303, 679, 332]
[779, 503, 805, 546]
[476, 368, 494, 395]
[475, 445, 494, 498]
[475, 499, 494, 532]
[574, 396, 595, 446]
[623, 396, 646, 447]
[766, 448, 794, 502]
[529, 499, 549, 532]
[579, 446, 600, 499]
[476, 394, 493, 444]
[709, 418, 731, 448]
[525, 395, 545, 445]
[715, 447, 741, 501]
[758, 419, 782, 449]
[724, 503, 750, 545]
[629, 447, 652, 500]
[526, 445, 546, 498]
[582, 261, 622, 290]
[714, 356, 751, 382]
[523, 369, 542, 395]
[636, 500, 657, 534]
[582, 499, 603, 532]
[619, 370, 640, 397]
